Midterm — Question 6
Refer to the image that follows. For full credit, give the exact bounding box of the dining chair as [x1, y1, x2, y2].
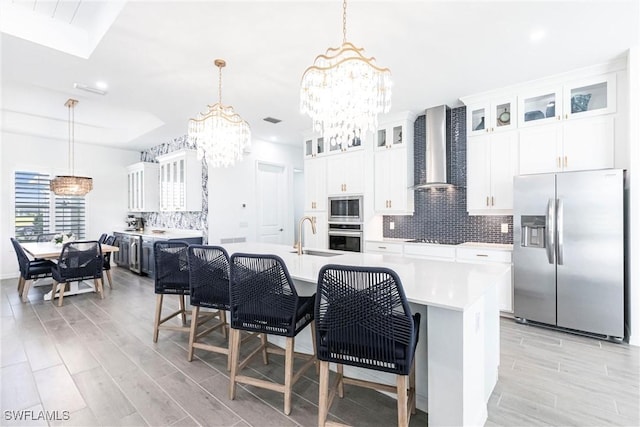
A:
[315, 264, 421, 427]
[153, 240, 191, 342]
[187, 245, 231, 367]
[10, 238, 56, 302]
[102, 235, 116, 288]
[98, 233, 108, 244]
[51, 241, 104, 307]
[228, 253, 316, 416]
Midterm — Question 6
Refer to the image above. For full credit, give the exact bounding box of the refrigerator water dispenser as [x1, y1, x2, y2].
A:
[521, 215, 546, 248]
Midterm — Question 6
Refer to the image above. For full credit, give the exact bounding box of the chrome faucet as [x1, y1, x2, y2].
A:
[294, 216, 317, 255]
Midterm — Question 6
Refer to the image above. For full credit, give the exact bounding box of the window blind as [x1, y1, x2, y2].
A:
[14, 171, 51, 242]
[55, 196, 86, 239]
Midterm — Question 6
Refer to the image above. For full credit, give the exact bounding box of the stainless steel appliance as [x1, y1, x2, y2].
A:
[328, 196, 363, 223]
[129, 234, 142, 273]
[328, 223, 363, 252]
[125, 215, 144, 231]
[514, 169, 625, 340]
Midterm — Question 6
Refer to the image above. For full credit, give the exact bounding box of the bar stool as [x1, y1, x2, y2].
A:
[315, 264, 421, 427]
[228, 253, 316, 415]
[186, 245, 231, 367]
[153, 240, 190, 342]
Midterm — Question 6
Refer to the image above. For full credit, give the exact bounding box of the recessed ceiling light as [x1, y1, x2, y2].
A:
[530, 29, 546, 42]
[95, 81, 108, 90]
[73, 82, 107, 95]
[263, 116, 282, 124]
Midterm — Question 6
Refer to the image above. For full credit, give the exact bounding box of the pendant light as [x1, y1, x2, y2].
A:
[50, 99, 93, 196]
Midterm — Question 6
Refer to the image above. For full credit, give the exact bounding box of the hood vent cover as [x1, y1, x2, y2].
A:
[414, 105, 452, 189]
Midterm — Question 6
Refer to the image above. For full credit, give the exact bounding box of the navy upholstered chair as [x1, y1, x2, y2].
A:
[228, 253, 316, 415]
[98, 233, 108, 244]
[10, 238, 55, 302]
[187, 245, 231, 367]
[315, 265, 421, 427]
[153, 240, 190, 342]
[51, 241, 104, 307]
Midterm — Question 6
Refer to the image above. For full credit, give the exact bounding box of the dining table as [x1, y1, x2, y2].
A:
[20, 241, 119, 301]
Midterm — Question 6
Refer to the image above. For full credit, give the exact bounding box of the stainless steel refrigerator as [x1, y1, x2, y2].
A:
[513, 169, 625, 339]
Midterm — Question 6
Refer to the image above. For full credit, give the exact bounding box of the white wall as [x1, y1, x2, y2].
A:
[0, 131, 139, 279]
[207, 139, 303, 245]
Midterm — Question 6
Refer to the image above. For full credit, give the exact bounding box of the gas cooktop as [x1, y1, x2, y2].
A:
[405, 238, 463, 245]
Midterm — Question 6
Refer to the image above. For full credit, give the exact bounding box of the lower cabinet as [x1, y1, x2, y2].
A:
[141, 237, 155, 278]
[113, 233, 130, 268]
[456, 246, 513, 313]
[364, 241, 404, 255]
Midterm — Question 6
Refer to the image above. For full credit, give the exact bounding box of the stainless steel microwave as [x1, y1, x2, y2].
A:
[328, 196, 363, 223]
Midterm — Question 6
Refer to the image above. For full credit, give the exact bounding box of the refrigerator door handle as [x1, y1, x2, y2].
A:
[546, 198, 556, 264]
[556, 198, 564, 265]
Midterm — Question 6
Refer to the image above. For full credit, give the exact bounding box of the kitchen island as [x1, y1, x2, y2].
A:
[220, 242, 510, 427]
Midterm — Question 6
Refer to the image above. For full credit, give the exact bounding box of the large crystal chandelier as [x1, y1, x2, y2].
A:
[188, 59, 251, 168]
[300, 0, 392, 149]
[50, 99, 93, 196]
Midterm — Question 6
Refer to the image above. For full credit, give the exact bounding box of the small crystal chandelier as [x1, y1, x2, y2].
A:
[50, 99, 93, 196]
[188, 59, 251, 168]
[300, 0, 392, 150]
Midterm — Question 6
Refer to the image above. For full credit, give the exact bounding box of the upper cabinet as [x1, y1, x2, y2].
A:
[326, 150, 365, 195]
[304, 134, 326, 158]
[373, 111, 416, 214]
[518, 73, 616, 127]
[466, 97, 517, 136]
[304, 157, 327, 211]
[126, 162, 159, 212]
[156, 149, 202, 212]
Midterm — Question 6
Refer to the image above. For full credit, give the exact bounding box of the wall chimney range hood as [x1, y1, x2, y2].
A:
[414, 105, 453, 189]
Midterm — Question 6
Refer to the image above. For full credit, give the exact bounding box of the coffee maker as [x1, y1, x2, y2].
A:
[125, 215, 144, 231]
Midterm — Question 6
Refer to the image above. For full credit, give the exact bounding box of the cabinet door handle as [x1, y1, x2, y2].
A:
[565, 114, 569, 120]
[557, 157, 561, 168]
[491, 196, 495, 206]
[476, 254, 489, 257]
[486, 196, 489, 207]
[389, 200, 392, 208]
[557, 116, 561, 120]
[378, 246, 387, 250]
[564, 156, 568, 168]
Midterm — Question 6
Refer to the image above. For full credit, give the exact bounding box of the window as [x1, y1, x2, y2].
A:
[14, 171, 86, 242]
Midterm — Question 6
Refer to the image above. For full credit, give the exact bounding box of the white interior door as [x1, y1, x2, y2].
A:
[257, 162, 287, 244]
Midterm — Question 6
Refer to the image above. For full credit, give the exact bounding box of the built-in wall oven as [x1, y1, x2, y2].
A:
[328, 223, 363, 252]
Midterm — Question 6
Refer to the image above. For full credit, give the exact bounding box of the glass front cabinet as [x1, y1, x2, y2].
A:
[466, 97, 517, 136]
[126, 162, 159, 212]
[156, 149, 202, 212]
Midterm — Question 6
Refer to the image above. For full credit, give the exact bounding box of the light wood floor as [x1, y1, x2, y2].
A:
[1, 267, 638, 426]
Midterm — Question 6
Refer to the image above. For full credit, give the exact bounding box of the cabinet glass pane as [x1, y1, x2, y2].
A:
[570, 82, 606, 114]
[305, 139, 313, 156]
[317, 138, 324, 154]
[329, 138, 341, 151]
[495, 102, 512, 128]
[377, 129, 387, 147]
[524, 93, 556, 122]
[393, 126, 403, 145]
[471, 107, 486, 131]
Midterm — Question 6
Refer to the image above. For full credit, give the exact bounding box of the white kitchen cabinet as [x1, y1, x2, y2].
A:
[304, 133, 326, 158]
[126, 162, 159, 212]
[519, 115, 614, 175]
[374, 111, 415, 214]
[456, 246, 513, 313]
[518, 73, 616, 128]
[157, 149, 202, 212]
[466, 97, 517, 137]
[303, 211, 327, 250]
[326, 150, 364, 195]
[304, 157, 327, 211]
[364, 240, 404, 255]
[403, 244, 456, 261]
[467, 131, 518, 215]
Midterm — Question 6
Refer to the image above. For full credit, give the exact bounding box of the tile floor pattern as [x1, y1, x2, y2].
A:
[1, 267, 638, 426]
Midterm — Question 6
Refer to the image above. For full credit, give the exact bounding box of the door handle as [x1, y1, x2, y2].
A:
[556, 199, 564, 265]
[545, 198, 556, 264]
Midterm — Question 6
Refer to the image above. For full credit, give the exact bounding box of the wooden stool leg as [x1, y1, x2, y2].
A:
[179, 295, 187, 326]
[261, 333, 269, 365]
[220, 310, 228, 338]
[318, 360, 330, 427]
[17, 276, 25, 295]
[397, 374, 409, 427]
[153, 294, 163, 343]
[187, 306, 199, 362]
[51, 281, 58, 304]
[95, 278, 104, 299]
[229, 328, 241, 400]
[337, 364, 344, 398]
[57, 283, 66, 307]
[284, 337, 294, 415]
[21, 279, 32, 303]
[310, 320, 319, 375]
[105, 270, 113, 288]
[410, 361, 417, 414]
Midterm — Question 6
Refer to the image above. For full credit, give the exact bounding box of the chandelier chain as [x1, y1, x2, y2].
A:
[342, 0, 347, 44]
[218, 62, 223, 105]
[68, 101, 73, 176]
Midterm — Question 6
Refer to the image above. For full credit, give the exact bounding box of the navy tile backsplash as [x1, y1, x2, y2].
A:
[382, 107, 513, 244]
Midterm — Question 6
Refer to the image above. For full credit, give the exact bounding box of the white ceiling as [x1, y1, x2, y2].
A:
[1, 0, 638, 151]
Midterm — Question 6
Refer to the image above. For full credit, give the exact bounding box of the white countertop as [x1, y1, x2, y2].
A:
[220, 242, 510, 312]
[116, 229, 203, 240]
